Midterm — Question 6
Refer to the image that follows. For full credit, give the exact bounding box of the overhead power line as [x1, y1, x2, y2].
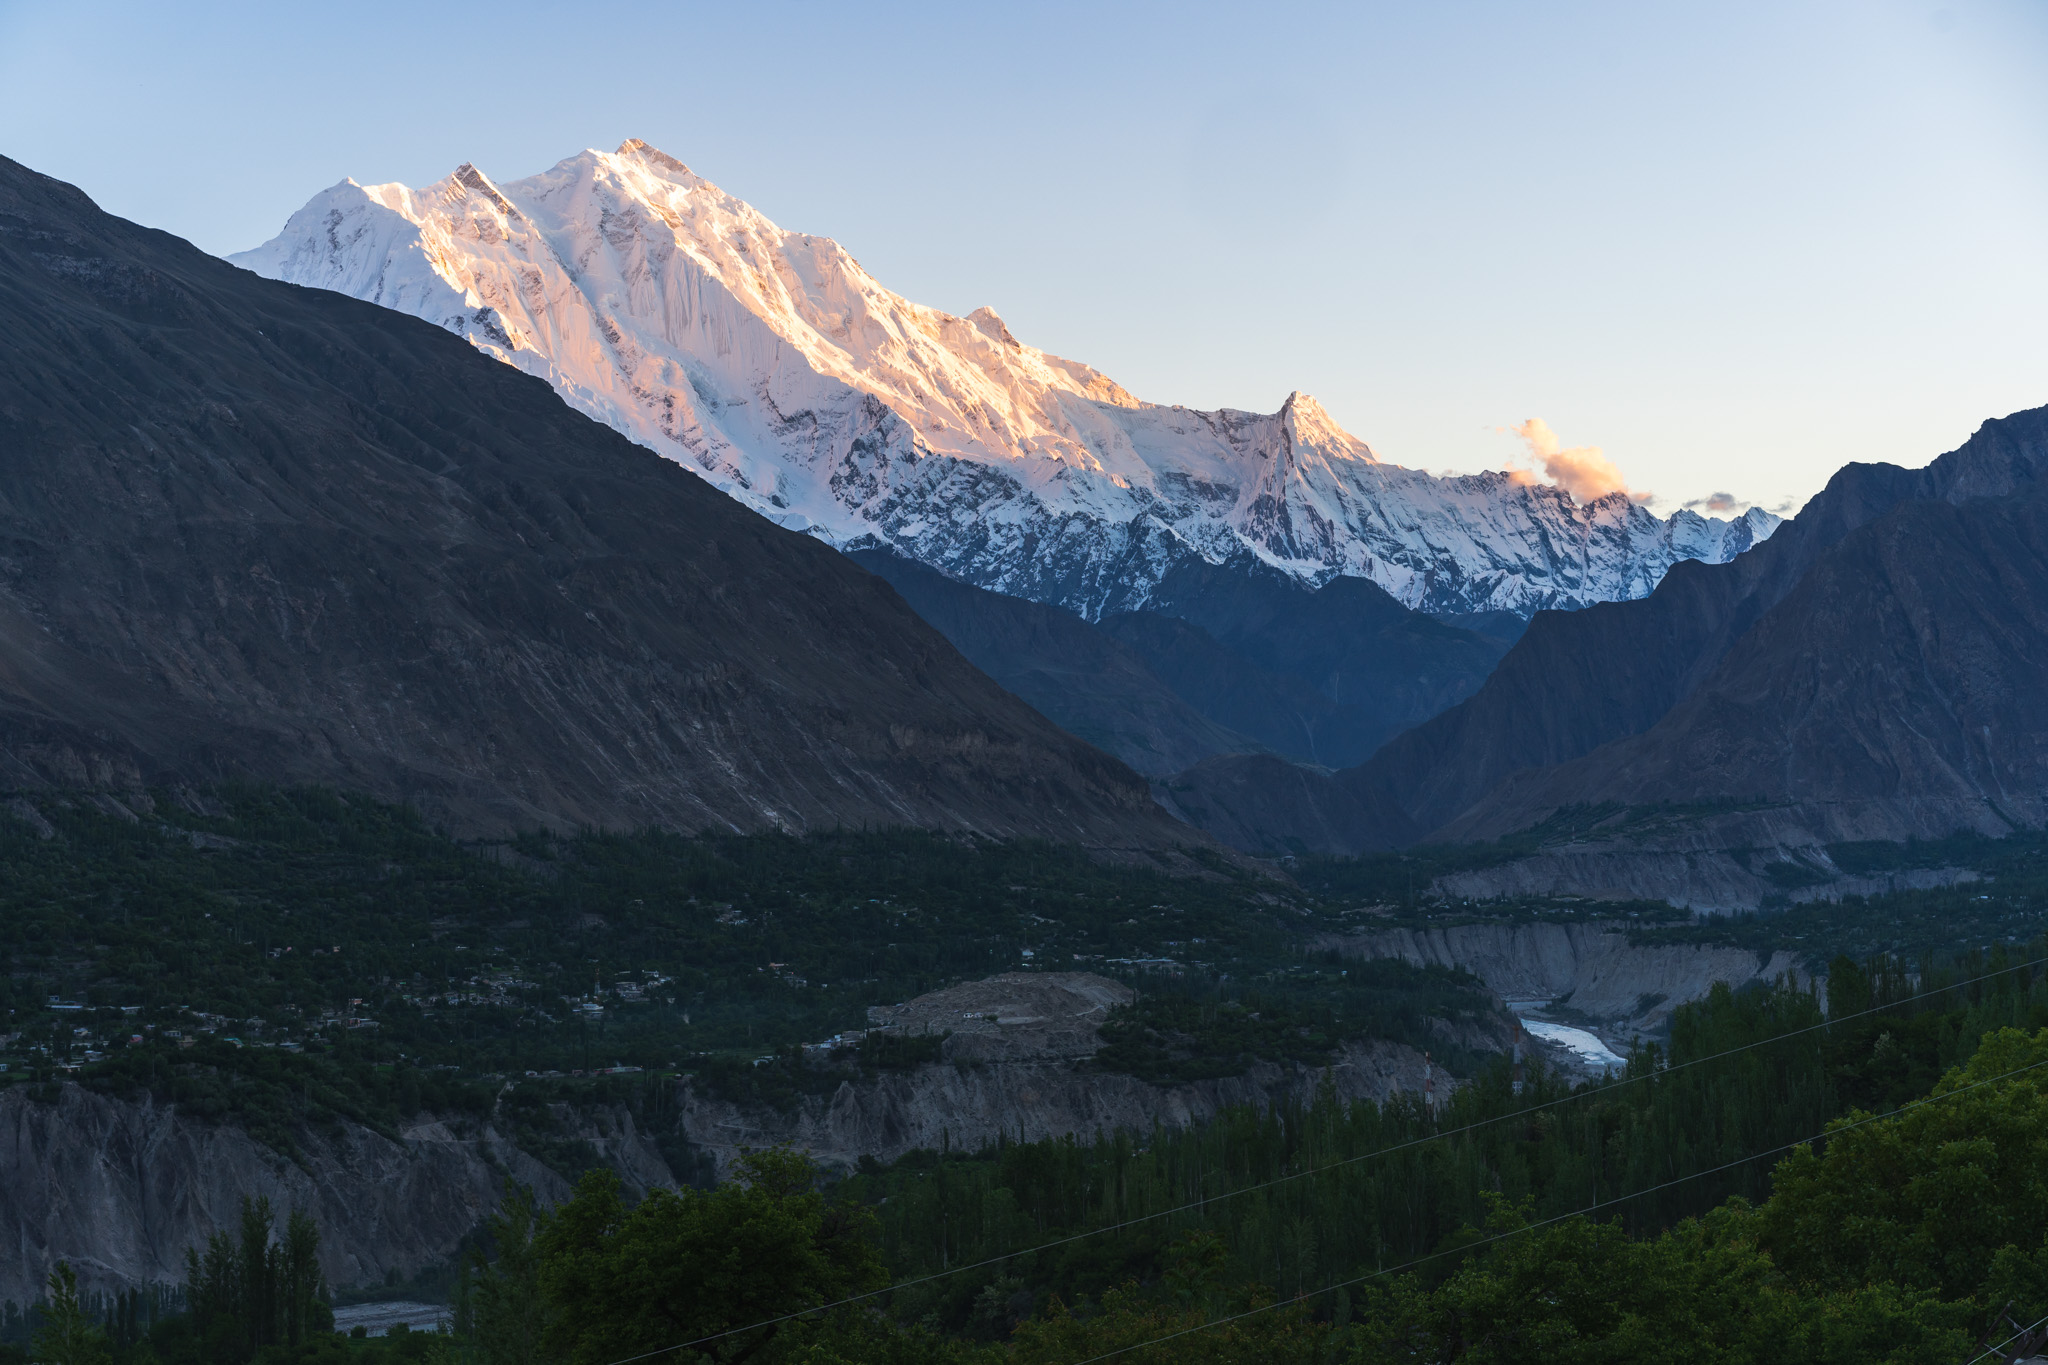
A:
[1067, 1053, 2048, 1364]
[596, 950, 2048, 1365]
[1964, 1308, 2048, 1365]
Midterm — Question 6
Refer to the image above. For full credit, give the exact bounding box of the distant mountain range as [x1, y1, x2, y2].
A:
[232, 140, 1778, 622]
[0, 153, 1180, 844]
[1429, 407, 2048, 846]
[1170, 405, 2048, 905]
[12, 137, 2041, 912]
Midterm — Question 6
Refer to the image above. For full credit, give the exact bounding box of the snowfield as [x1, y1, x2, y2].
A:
[233, 140, 1776, 619]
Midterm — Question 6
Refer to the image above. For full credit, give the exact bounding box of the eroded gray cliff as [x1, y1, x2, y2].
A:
[1, 973, 1484, 1301]
[0, 1085, 672, 1307]
[1323, 921, 1809, 1031]
[675, 973, 1463, 1174]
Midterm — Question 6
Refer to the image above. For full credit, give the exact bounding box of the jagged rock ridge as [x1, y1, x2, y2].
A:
[233, 140, 1777, 621]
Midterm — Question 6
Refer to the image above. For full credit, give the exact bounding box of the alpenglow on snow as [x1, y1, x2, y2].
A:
[232, 140, 1777, 619]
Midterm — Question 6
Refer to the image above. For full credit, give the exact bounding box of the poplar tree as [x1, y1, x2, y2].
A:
[29, 1264, 111, 1365]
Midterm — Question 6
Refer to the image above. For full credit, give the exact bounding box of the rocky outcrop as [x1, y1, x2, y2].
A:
[0, 1084, 675, 1307]
[1321, 922, 1810, 1031]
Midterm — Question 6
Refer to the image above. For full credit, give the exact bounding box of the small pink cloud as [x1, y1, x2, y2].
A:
[1500, 419, 1642, 504]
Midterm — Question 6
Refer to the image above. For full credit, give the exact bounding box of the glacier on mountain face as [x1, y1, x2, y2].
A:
[231, 139, 1778, 620]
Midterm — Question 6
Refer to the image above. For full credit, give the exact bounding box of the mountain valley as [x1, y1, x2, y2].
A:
[5, 131, 2048, 1365]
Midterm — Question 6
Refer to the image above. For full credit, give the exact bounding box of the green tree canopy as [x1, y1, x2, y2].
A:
[1760, 1025, 2048, 1307]
[30, 1264, 112, 1365]
[535, 1149, 888, 1365]
[1350, 1199, 1968, 1365]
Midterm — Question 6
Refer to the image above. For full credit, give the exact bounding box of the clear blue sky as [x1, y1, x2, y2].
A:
[4, 0, 2044, 514]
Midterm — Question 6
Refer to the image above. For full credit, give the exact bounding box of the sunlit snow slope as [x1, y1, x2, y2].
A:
[233, 140, 1776, 618]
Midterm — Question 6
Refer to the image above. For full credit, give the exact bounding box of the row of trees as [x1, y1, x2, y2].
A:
[0, 1285, 177, 1365]
[390, 944, 2047, 1363]
[181, 1199, 331, 1360]
[840, 950, 2047, 1330]
[425, 1022, 2048, 1362]
[17, 1017, 2048, 1363]
[450, 1152, 886, 1365]
[13, 939, 2045, 1362]
[9, 1197, 333, 1365]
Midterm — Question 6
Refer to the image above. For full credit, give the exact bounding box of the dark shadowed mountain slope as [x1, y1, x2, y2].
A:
[1156, 407, 2048, 865]
[1425, 610, 1530, 648]
[1150, 755, 1417, 858]
[0, 155, 1185, 842]
[1357, 407, 2048, 833]
[1445, 472, 2048, 844]
[845, 550, 1256, 776]
[849, 548, 1509, 779]
[1093, 612, 1360, 768]
[1136, 559, 1510, 770]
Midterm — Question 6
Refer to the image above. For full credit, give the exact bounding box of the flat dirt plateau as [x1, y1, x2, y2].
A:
[673, 973, 1470, 1175]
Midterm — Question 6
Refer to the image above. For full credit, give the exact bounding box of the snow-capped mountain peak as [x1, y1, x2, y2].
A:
[232, 140, 1776, 618]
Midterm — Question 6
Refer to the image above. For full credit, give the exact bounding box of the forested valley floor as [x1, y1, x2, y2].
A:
[4, 789, 2048, 1363]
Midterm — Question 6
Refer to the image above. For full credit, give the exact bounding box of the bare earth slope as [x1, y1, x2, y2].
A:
[0, 155, 1181, 842]
[2, 976, 1478, 1297]
[0, 1084, 674, 1304]
[675, 973, 1472, 1175]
